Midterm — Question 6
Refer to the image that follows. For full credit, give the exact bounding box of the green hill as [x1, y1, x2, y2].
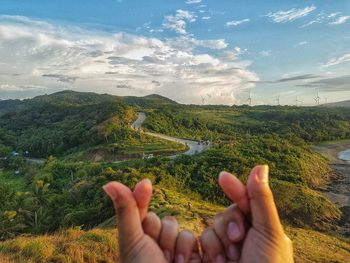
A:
[324, 100, 350, 108]
[0, 91, 183, 158]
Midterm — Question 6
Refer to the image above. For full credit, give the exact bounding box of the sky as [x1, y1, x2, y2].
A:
[0, 0, 349, 105]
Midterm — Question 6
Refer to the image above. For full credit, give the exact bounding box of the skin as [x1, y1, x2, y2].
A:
[103, 179, 201, 263]
[103, 165, 294, 263]
[202, 165, 294, 263]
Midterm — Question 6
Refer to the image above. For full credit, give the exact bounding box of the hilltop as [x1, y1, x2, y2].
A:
[324, 100, 350, 108]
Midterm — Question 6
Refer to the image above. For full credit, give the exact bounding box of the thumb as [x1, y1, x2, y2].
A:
[103, 182, 144, 253]
[247, 165, 283, 233]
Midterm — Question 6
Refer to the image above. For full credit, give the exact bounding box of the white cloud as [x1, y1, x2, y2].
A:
[185, 0, 202, 4]
[267, 6, 316, 23]
[301, 11, 349, 27]
[166, 36, 228, 50]
[226, 19, 250, 27]
[329, 15, 350, 25]
[259, 50, 272, 57]
[295, 41, 309, 47]
[223, 47, 247, 60]
[322, 53, 350, 67]
[163, 10, 196, 34]
[0, 15, 258, 105]
[202, 16, 211, 20]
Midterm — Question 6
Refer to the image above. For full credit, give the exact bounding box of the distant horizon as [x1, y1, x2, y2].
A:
[1, 89, 348, 107]
[0, 1, 349, 105]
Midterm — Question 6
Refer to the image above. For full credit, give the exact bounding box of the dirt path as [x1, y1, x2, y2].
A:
[313, 141, 350, 236]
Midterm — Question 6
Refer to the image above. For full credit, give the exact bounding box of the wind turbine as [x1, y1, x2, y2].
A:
[275, 95, 281, 106]
[314, 91, 321, 105]
[201, 96, 206, 105]
[247, 91, 252, 106]
[295, 96, 303, 106]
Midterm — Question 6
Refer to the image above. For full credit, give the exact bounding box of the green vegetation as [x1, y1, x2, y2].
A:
[1, 91, 350, 262]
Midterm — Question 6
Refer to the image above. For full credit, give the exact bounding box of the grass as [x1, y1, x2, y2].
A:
[0, 170, 27, 191]
[0, 225, 349, 262]
[98, 186, 223, 235]
[0, 228, 118, 263]
[63, 134, 187, 162]
[287, 227, 350, 263]
[272, 180, 341, 230]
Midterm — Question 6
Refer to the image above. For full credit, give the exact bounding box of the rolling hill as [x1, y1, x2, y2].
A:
[323, 100, 350, 108]
[1, 90, 350, 262]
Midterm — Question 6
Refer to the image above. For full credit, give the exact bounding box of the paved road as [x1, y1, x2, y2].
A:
[131, 112, 211, 156]
[25, 158, 46, 164]
[131, 112, 146, 129]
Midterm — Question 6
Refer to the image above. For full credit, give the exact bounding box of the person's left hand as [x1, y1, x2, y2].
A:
[103, 179, 201, 263]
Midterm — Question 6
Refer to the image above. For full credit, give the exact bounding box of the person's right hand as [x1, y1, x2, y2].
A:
[200, 165, 294, 263]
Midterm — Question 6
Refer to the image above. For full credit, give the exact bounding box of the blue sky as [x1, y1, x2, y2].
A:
[0, 0, 349, 105]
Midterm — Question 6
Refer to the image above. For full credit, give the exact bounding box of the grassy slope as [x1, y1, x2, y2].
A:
[1, 187, 349, 263]
[63, 135, 187, 162]
[1, 227, 349, 263]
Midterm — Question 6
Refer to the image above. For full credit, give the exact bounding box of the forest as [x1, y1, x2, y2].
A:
[1, 91, 350, 262]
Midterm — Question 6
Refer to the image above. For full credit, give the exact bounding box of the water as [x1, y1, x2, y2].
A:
[338, 149, 350, 161]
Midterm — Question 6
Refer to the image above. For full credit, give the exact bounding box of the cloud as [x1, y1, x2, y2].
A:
[297, 75, 350, 92]
[301, 11, 350, 27]
[266, 6, 316, 23]
[185, 0, 202, 4]
[297, 41, 308, 46]
[166, 36, 228, 50]
[0, 15, 258, 104]
[223, 47, 247, 60]
[277, 74, 319, 82]
[42, 74, 78, 83]
[202, 16, 211, 20]
[329, 15, 350, 25]
[226, 19, 250, 27]
[322, 53, 350, 67]
[259, 50, 271, 57]
[163, 10, 196, 34]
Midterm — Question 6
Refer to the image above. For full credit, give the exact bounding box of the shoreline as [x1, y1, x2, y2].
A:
[313, 140, 350, 237]
[312, 139, 350, 164]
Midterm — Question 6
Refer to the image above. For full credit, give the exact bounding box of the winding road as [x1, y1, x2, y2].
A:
[131, 112, 211, 156]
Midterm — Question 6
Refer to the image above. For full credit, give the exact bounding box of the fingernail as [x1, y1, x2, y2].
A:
[227, 222, 241, 241]
[102, 183, 118, 200]
[256, 165, 269, 183]
[216, 254, 226, 263]
[163, 249, 171, 262]
[228, 245, 239, 260]
[176, 254, 185, 263]
[143, 178, 152, 185]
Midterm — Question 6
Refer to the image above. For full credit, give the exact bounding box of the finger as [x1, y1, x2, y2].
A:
[219, 171, 250, 215]
[213, 208, 245, 261]
[200, 228, 226, 263]
[142, 212, 161, 241]
[189, 238, 202, 263]
[159, 216, 179, 262]
[103, 182, 143, 255]
[222, 205, 246, 242]
[175, 230, 197, 263]
[133, 179, 153, 221]
[246, 165, 283, 233]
